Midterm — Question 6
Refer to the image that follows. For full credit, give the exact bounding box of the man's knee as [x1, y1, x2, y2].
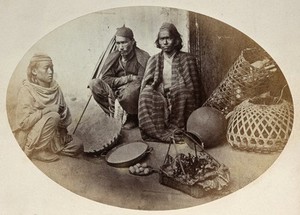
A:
[89, 78, 98, 90]
[26, 111, 60, 145]
[89, 79, 106, 93]
[44, 112, 60, 127]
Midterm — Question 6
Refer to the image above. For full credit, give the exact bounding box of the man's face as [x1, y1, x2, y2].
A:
[34, 61, 54, 87]
[116, 36, 135, 57]
[158, 30, 175, 54]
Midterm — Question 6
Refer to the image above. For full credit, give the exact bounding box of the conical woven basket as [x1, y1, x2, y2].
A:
[203, 49, 276, 115]
[227, 97, 294, 153]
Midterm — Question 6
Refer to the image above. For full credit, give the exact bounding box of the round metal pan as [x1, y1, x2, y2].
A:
[105, 141, 153, 167]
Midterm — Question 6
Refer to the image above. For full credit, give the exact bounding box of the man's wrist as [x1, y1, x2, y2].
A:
[128, 74, 134, 82]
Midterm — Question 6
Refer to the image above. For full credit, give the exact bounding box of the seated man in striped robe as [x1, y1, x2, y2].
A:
[14, 54, 81, 162]
[139, 23, 202, 143]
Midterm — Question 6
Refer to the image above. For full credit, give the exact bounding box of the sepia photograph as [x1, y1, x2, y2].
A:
[1, 1, 300, 214]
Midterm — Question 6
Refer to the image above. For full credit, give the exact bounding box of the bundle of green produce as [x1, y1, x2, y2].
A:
[159, 131, 230, 197]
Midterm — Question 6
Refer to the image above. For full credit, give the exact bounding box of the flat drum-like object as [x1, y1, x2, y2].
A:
[105, 142, 149, 167]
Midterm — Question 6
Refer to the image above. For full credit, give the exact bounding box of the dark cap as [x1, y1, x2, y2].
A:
[115, 25, 134, 40]
[159, 22, 179, 35]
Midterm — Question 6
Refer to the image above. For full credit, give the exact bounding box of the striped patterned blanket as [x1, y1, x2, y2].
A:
[138, 51, 201, 142]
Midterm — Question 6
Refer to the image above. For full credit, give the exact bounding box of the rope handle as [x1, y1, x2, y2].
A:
[276, 84, 287, 104]
[170, 135, 186, 176]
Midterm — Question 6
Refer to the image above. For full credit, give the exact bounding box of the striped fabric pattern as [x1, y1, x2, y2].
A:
[138, 51, 201, 142]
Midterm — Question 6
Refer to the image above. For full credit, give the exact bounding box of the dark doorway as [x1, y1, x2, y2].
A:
[188, 12, 292, 103]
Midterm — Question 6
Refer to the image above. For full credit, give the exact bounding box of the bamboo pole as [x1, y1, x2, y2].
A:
[72, 36, 116, 135]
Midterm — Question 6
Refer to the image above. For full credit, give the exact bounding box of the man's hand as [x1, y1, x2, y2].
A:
[59, 128, 73, 144]
[128, 74, 138, 82]
[63, 134, 73, 144]
[41, 104, 60, 115]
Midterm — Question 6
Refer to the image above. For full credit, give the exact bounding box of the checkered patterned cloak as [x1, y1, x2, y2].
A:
[138, 51, 201, 142]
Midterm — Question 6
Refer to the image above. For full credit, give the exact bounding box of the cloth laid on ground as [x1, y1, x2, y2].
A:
[138, 51, 201, 142]
[14, 80, 79, 158]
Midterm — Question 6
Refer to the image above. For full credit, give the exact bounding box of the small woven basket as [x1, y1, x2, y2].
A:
[203, 49, 276, 115]
[226, 96, 294, 153]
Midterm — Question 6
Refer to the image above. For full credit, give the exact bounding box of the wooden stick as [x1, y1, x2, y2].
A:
[72, 94, 92, 135]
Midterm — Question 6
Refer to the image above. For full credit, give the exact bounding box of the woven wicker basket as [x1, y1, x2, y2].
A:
[226, 96, 294, 153]
[203, 49, 276, 115]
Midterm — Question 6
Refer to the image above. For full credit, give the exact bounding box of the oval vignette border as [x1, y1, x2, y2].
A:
[0, 1, 295, 215]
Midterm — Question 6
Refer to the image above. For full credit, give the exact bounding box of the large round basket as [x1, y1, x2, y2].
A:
[226, 97, 293, 153]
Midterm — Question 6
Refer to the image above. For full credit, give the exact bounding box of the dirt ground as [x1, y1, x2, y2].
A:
[21, 96, 281, 211]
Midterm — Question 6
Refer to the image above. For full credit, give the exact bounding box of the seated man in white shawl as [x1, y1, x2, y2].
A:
[14, 54, 81, 162]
